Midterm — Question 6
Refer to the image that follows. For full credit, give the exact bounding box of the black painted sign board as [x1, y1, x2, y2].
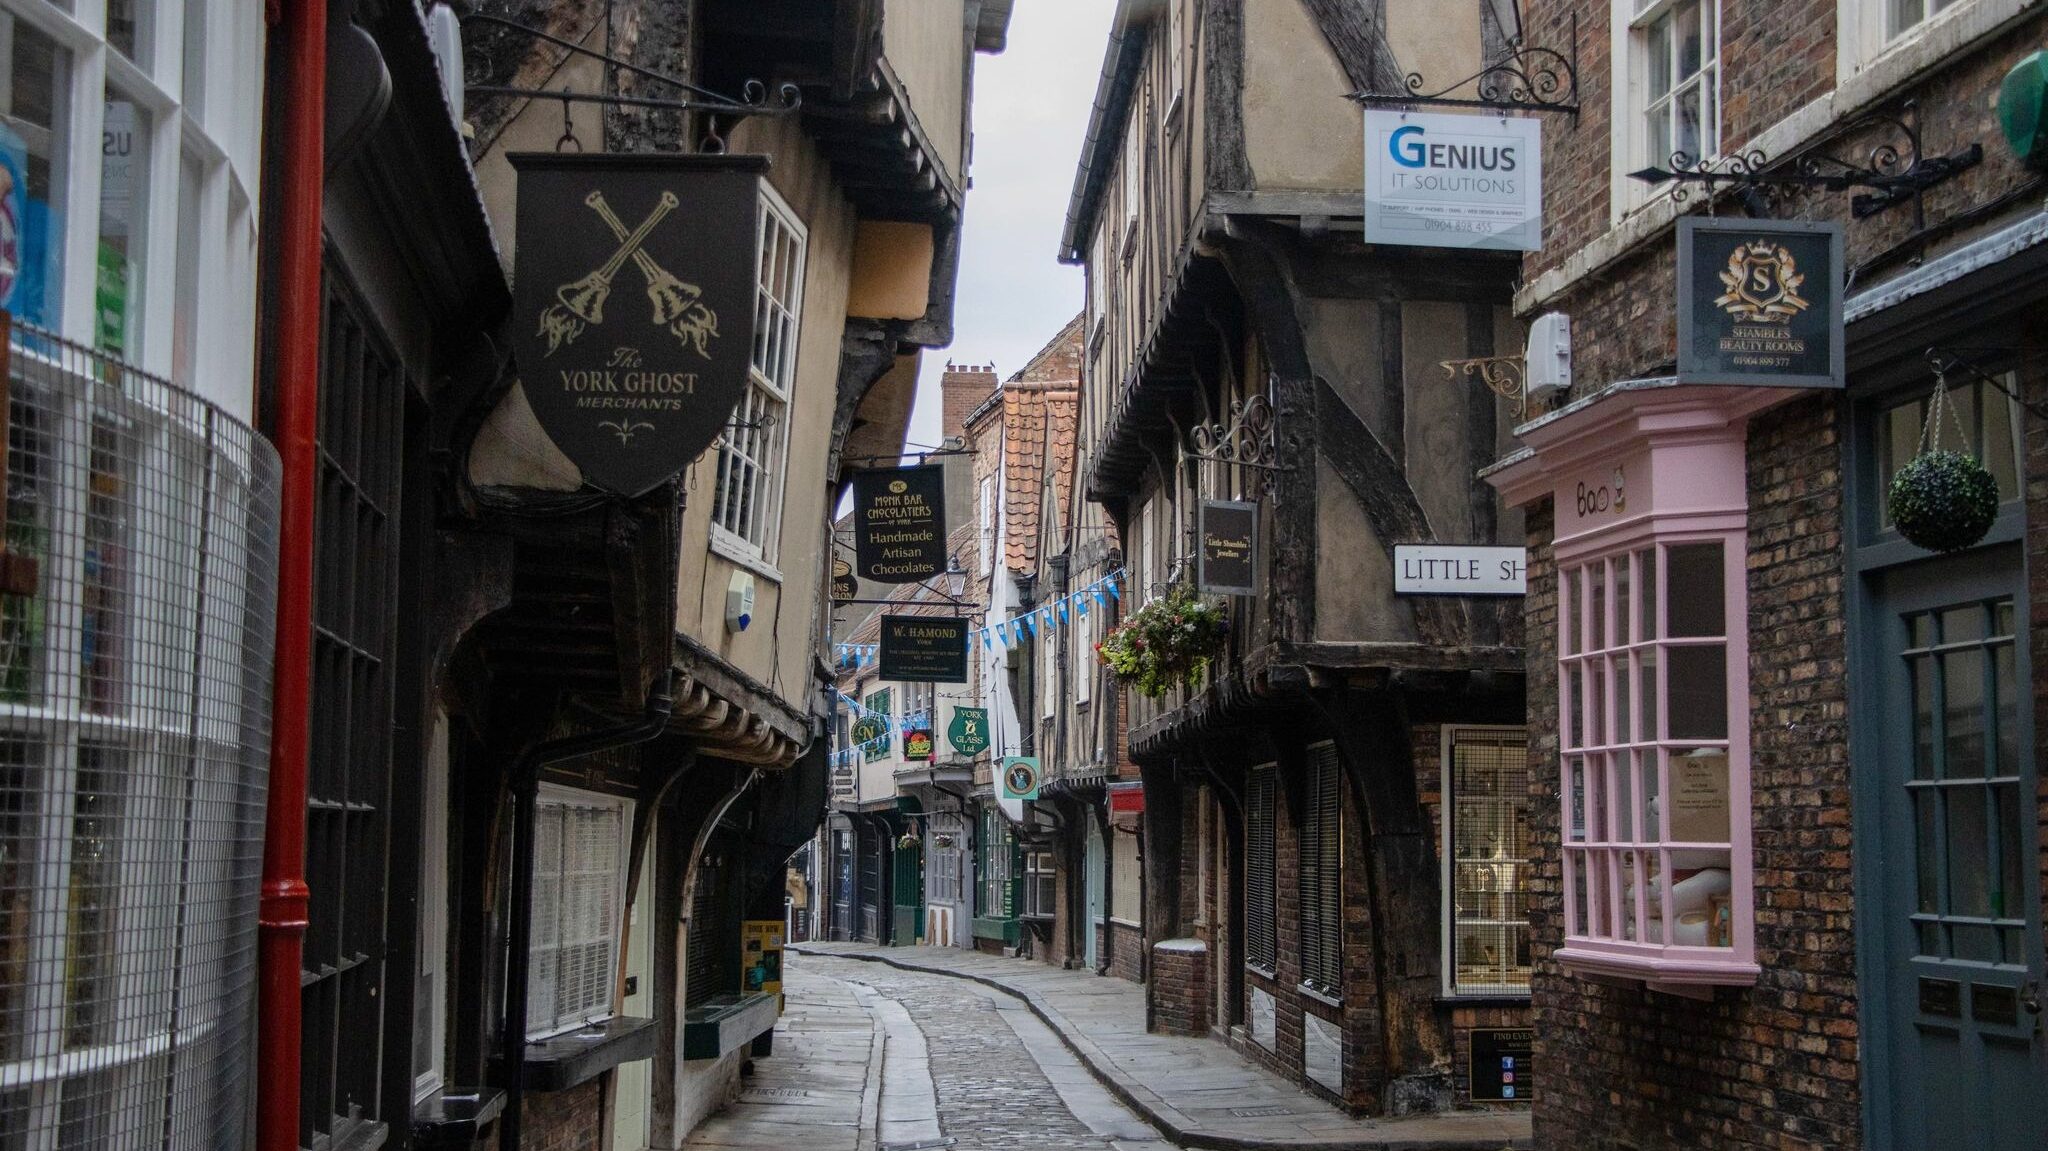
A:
[1468, 1027, 1535, 1102]
[852, 465, 948, 583]
[1677, 216, 1843, 390]
[510, 152, 768, 496]
[1197, 500, 1258, 596]
[877, 615, 970, 683]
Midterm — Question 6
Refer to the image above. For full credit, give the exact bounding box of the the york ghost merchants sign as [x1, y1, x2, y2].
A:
[852, 465, 948, 583]
[877, 615, 970, 683]
[1676, 217, 1843, 389]
[1197, 500, 1257, 596]
[510, 152, 767, 496]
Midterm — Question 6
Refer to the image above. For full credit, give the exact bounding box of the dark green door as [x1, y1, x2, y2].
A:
[1869, 549, 2044, 1149]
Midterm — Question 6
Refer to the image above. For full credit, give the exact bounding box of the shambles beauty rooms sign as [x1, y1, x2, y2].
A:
[510, 152, 767, 496]
[852, 464, 948, 583]
[878, 615, 970, 683]
[1364, 109, 1541, 251]
[1677, 217, 1843, 389]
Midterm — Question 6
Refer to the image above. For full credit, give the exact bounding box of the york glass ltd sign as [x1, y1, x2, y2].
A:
[1677, 217, 1843, 389]
[1364, 110, 1541, 251]
[510, 153, 767, 496]
[852, 464, 949, 583]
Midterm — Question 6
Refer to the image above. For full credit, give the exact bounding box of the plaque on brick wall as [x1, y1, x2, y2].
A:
[510, 152, 767, 496]
[1677, 217, 1843, 389]
[1469, 1027, 1534, 1102]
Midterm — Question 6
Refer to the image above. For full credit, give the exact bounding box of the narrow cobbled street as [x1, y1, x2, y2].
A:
[687, 955, 1167, 1151]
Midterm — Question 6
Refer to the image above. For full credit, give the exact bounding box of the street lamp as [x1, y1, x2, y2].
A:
[943, 555, 968, 599]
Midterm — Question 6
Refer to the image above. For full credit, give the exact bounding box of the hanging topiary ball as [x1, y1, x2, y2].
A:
[1887, 449, 2000, 553]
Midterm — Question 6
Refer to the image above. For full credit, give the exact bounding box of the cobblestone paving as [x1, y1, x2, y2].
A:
[799, 953, 1137, 1151]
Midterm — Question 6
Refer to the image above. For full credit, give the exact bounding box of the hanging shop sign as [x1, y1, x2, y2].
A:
[831, 555, 859, 603]
[877, 615, 970, 683]
[947, 706, 990, 756]
[1469, 1027, 1535, 1102]
[1107, 781, 1146, 814]
[1001, 756, 1042, 801]
[509, 152, 768, 496]
[1364, 109, 1542, 251]
[902, 728, 935, 761]
[1393, 545, 1527, 596]
[1677, 217, 1844, 389]
[852, 464, 949, 583]
[852, 713, 889, 761]
[1197, 500, 1258, 596]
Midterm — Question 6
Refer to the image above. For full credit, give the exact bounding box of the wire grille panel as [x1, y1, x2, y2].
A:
[0, 318, 280, 1149]
[1448, 727, 1532, 995]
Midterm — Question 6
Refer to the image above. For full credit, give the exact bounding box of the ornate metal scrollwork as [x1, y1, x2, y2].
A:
[1629, 102, 1982, 225]
[1439, 355, 1528, 419]
[1185, 393, 1285, 499]
[1349, 12, 1580, 116]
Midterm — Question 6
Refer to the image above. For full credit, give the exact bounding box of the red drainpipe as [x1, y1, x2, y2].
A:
[259, 0, 325, 1147]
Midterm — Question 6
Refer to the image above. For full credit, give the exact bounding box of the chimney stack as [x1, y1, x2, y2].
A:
[940, 361, 1000, 442]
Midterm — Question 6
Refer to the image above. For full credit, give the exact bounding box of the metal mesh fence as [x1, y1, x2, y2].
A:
[0, 318, 281, 1148]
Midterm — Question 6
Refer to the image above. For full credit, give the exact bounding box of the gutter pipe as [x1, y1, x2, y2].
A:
[501, 676, 677, 1151]
[257, 0, 326, 1146]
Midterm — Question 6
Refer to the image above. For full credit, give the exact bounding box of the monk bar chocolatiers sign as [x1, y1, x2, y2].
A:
[1197, 500, 1258, 596]
[1677, 217, 1843, 390]
[510, 152, 769, 496]
[852, 464, 948, 583]
[877, 615, 970, 683]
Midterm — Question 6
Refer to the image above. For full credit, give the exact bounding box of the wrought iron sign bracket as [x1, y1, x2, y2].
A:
[1346, 12, 1580, 117]
[1628, 102, 1981, 226]
[1440, 354, 1527, 419]
[461, 12, 800, 152]
[1182, 393, 1290, 498]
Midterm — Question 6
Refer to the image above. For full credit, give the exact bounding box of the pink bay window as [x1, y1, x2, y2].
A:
[1490, 383, 1795, 991]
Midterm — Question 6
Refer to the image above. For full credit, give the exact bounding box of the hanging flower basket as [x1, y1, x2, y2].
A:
[1887, 375, 1999, 554]
[897, 832, 920, 851]
[1094, 582, 1228, 699]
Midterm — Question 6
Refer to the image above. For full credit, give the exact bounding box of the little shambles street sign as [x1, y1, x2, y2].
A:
[1197, 500, 1258, 596]
[1394, 545, 1527, 596]
[852, 465, 948, 583]
[877, 615, 970, 683]
[510, 153, 768, 496]
[1677, 217, 1843, 389]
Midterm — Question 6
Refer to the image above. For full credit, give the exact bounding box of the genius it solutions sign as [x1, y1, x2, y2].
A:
[1364, 110, 1541, 252]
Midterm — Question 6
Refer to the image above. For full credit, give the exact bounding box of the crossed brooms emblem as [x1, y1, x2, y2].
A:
[538, 189, 721, 358]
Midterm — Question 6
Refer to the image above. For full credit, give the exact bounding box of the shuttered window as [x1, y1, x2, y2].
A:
[1245, 766, 1277, 971]
[1299, 743, 1342, 994]
[529, 789, 630, 1038]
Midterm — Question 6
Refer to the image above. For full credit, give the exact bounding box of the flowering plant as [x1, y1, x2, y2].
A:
[1094, 582, 1228, 699]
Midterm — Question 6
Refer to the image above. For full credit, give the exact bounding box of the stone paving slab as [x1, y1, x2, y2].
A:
[686, 966, 877, 1151]
[791, 942, 1530, 1151]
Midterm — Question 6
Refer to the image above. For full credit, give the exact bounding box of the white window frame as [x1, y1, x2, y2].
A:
[1440, 725, 1533, 998]
[1109, 824, 1142, 928]
[414, 713, 452, 1102]
[1040, 613, 1057, 720]
[1023, 848, 1056, 919]
[1073, 603, 1093, 705]
[528, 785, 634, 1041]
[1838, 0, 1974, 80]
[977, 474, 995, 574]
[0, 0, 263, 420]
[1609, 0, 1721, 223]
[709, 181, 806, 570]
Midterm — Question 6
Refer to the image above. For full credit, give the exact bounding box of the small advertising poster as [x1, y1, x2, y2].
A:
[1469, 1027, 1535, 1101]
[947, 706, 990, 756]
[902, 728, 935, 761]
[509, 153, 768, 496]
[1197, 500, 1258, 596]
[1364, 110, 1542, 251]
[852, 464, 948, 583]
[1677, 217, 1843, 389]
[1001, 756, 1041, 801]
[741, 919, 785, 998]
[877, 615, 970, 683]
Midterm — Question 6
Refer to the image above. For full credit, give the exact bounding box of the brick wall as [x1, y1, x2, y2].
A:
[941, 362, 999, 441]
[1105, 920, 1145, 983]
[1150, 940, 1211, 1036]
[518, 1078, 605, 1151]
[1526, 394, 1861, 1151]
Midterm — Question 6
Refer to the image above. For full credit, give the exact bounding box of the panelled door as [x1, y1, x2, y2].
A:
[1869, 548, 2044, 1149]
[1084, 820, 1104, 968]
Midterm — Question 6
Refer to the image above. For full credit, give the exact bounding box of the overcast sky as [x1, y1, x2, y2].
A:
[898, 0, 1115, 451]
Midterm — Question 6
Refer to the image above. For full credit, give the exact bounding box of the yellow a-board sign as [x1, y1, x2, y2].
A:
[742, 919, 785, 999]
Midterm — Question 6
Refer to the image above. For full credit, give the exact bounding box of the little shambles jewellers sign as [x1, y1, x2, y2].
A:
[877, 615, 970, 683]
[852, 465, 948, 583]
[510, 152, 768, 496]
[1677, 217, 1843, 389]
[1197, 500, 1257, 596]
